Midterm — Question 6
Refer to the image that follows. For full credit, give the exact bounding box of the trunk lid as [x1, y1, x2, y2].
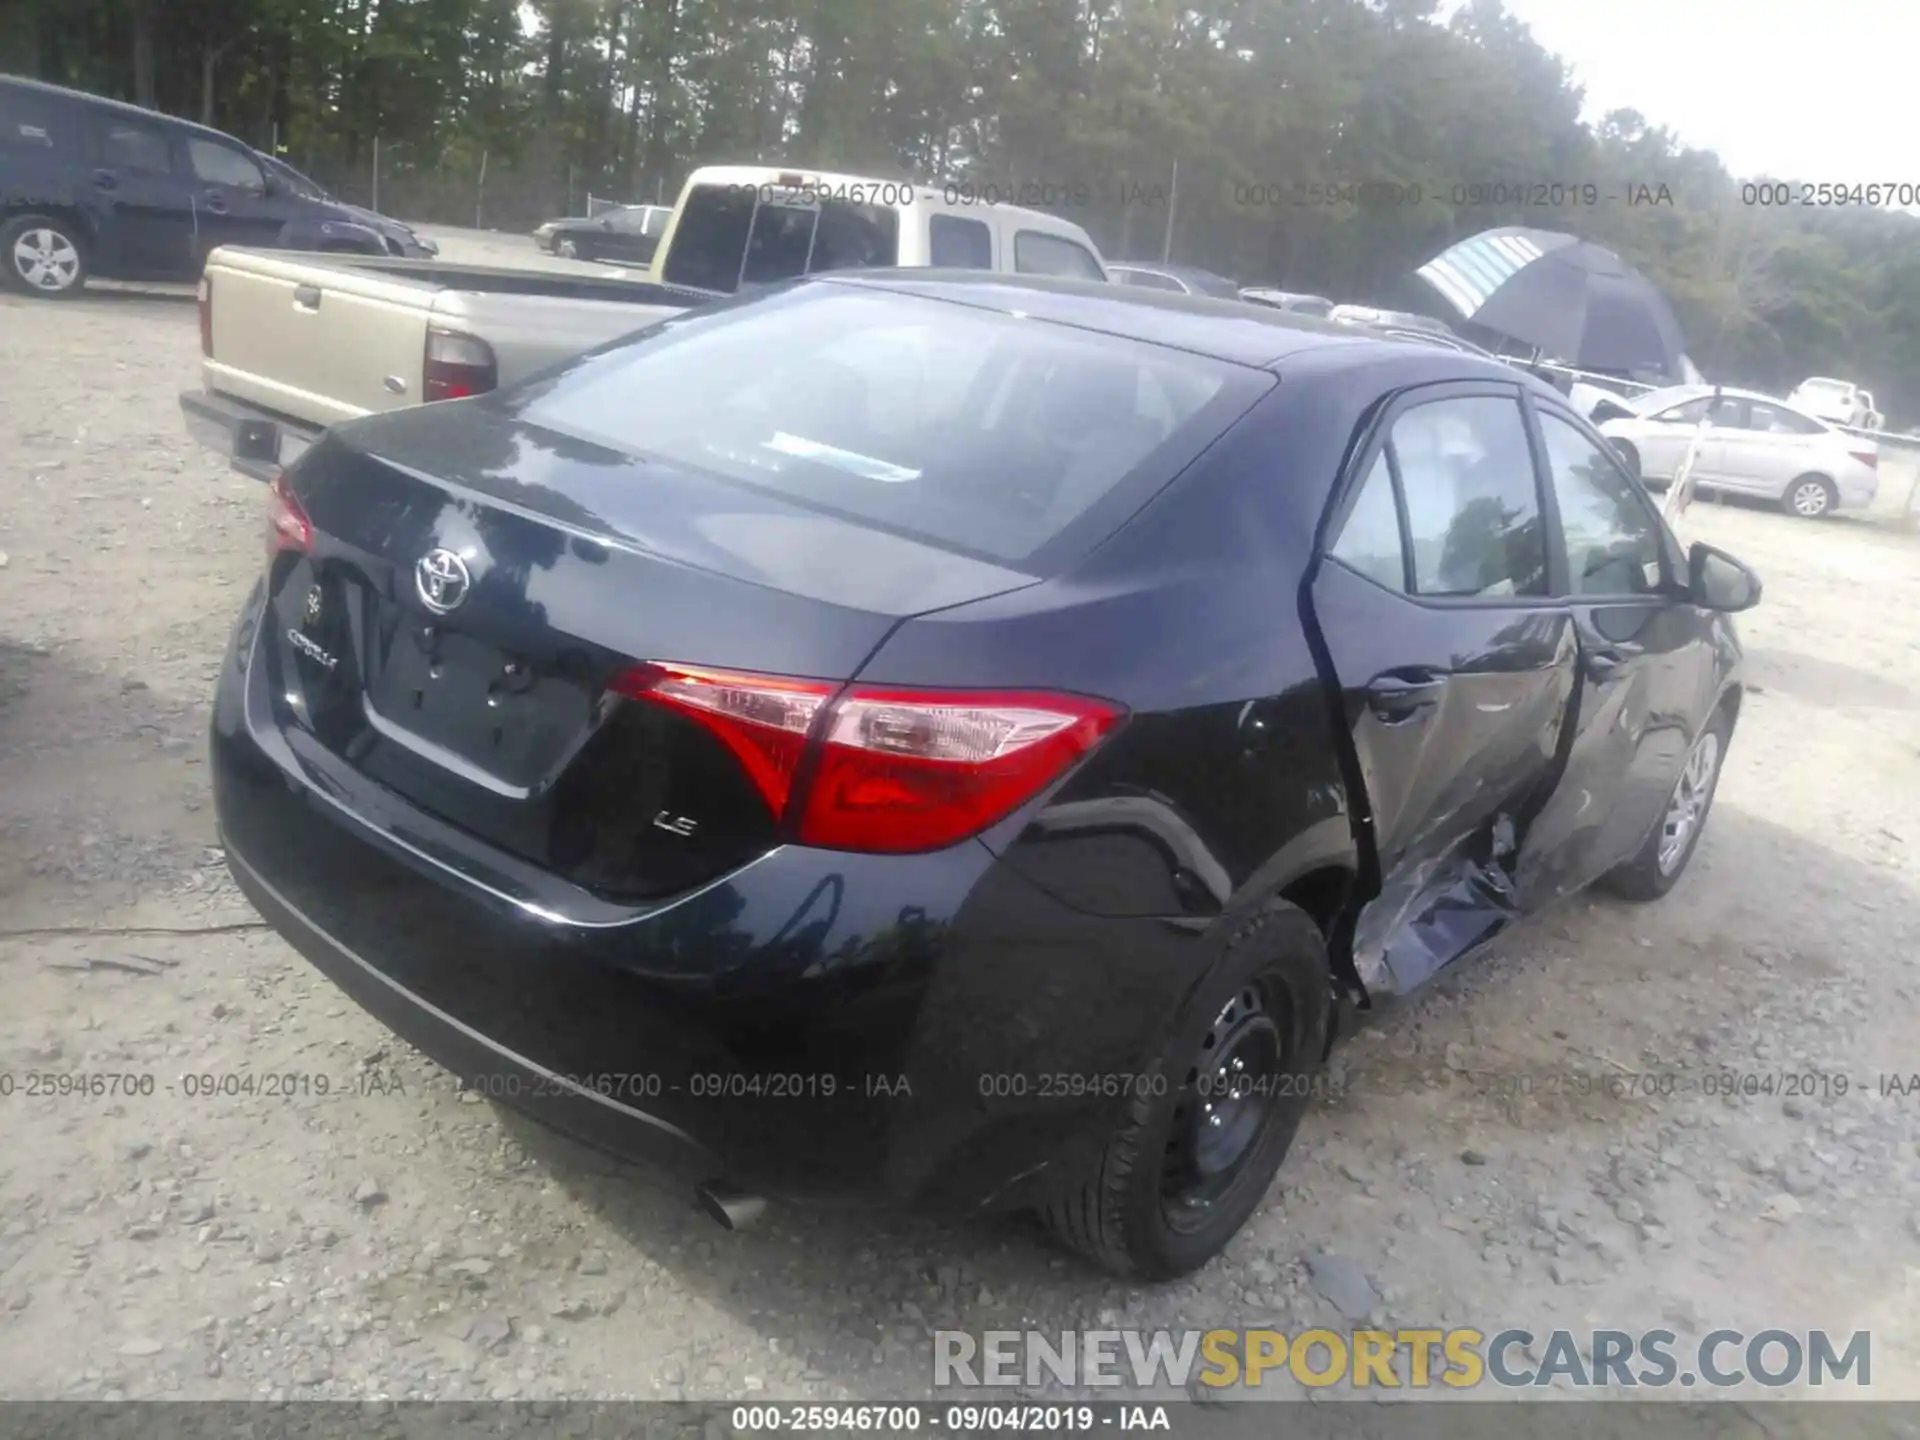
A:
[264, 401, 1040, 900]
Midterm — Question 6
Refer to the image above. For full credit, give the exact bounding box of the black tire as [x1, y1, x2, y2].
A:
[1782, 473, 1837, 519]
[1600, 709, 1731, 902]
[1612, 440, 1641, 482]
[1039, 896, 1333, 1279]
[2, 213, 88, 297]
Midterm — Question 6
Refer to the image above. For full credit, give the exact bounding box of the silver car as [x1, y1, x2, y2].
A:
[1598, 385, 1879, 518]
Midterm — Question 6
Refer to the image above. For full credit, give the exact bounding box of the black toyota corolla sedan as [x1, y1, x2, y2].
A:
[212, 272, 1758, 1278]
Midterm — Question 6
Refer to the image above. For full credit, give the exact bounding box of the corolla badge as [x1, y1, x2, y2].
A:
[285, 629, 338, 670]
[415, 549, 471, 613]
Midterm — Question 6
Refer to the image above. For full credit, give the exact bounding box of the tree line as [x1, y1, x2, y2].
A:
[5, 0, 1917, 421]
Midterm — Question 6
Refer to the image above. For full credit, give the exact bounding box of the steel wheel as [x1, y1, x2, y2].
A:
[1657, 730, 1721, 876]
[11, 227, 82, 293]
[1160, 981, 1290, 1233]
[1787, 477, 1834, 518]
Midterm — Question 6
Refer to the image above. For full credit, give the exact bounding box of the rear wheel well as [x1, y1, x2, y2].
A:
[1279, 865, 1352, 939]
[1716, 684, 1743, 735]
[1277, 864, 1363, 1027]
[3, 208, 93, 254]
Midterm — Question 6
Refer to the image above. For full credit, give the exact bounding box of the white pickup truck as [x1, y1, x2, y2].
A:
[181, 163, 1110, 479]
[1787, 376, 1884, 433]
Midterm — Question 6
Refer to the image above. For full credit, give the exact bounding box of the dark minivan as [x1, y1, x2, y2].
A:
[0, 75, 434, 298]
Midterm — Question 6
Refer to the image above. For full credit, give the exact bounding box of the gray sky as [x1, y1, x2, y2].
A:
[1495, 0, 1916, 185]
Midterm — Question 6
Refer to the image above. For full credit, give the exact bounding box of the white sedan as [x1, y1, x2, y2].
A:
[1597, 385, 1880, 519]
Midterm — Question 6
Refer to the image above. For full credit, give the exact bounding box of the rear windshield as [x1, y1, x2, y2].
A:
[518, 285, 1255, 565]
[1798, 378, 1850, 395]
[662, 183, 900, 294]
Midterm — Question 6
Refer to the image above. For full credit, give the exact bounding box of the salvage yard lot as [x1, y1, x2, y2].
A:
[2, 287, 1919, 1406]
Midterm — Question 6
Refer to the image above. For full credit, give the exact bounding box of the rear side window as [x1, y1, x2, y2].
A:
[609, 206, 667, 236]
[87, 113, 173, 174]
[520, 286, 1248, 565]
[929, 214, 992, 269]
[0, 85, 68, 155]
[1746, 401, 1824, 435]
[1658, 397, 1712, 424]
[663, 183, 901, 293]
[1390, 395, 1546, 598]
[1015, 230, 1105, 280]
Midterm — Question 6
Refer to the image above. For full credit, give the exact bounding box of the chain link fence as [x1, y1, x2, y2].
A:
[270, 139, 673, 233]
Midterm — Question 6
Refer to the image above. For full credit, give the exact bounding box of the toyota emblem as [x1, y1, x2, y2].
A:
[415, 549, 471, 613]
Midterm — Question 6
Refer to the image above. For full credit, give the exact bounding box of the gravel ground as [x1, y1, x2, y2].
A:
[2, 283, 1919, 1408]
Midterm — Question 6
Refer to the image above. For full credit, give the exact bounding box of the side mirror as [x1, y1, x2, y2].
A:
[1688, 542, 1761, 612]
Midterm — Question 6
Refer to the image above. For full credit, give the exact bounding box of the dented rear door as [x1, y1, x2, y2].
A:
[1308, 383, 1579, 996]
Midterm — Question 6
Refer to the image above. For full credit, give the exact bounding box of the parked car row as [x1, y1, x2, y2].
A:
[1, 74, 435, 297]
[0, 75, 1771, 1277]
[0, 74, 1819, 1286]
[1597, 384, 1880, 518]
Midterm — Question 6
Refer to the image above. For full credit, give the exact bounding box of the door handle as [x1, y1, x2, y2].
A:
[91, 169, 119, 192]
[203, 194, 230, 215]
[1584, 648, 1628, 682]
[292, 284, 323, 311]
[1365, 668, 1446, 723]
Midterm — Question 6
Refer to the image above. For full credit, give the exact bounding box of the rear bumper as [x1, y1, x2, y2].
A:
[224, 836, 719, 1184]
[180, 389, 322, 483]
[210, 582, 1204, 1209]
[1835, 463, 1879, 511]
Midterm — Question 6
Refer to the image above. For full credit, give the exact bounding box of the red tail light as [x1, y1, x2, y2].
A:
[198, 274, 213, 356]
[799, 688, 1123, 851]
[424, 327, 498, 402]
[611, 664, 1124, 853]
[611, 664, 834, 819]
[1849, 448, 1878, 470]
[266, 473, 313, 558]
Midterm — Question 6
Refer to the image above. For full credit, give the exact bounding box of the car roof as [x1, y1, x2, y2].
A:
[1, 73, 240, 145]
[814, 270, 1517, 373]
[1640, 383, 1805, 408]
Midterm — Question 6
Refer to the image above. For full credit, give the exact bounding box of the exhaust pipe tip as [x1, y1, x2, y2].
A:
[695, 1180, 766, 1232]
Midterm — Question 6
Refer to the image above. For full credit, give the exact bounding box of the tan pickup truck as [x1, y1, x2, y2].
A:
[180, 163, 1111, 479]
[180, 252, 702, 479]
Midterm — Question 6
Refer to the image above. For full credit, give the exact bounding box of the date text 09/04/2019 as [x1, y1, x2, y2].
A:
[730, 1405, 1167, 1432]
[1228, 181, 1676, 209]
[10, 1069, 1920, 1103]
